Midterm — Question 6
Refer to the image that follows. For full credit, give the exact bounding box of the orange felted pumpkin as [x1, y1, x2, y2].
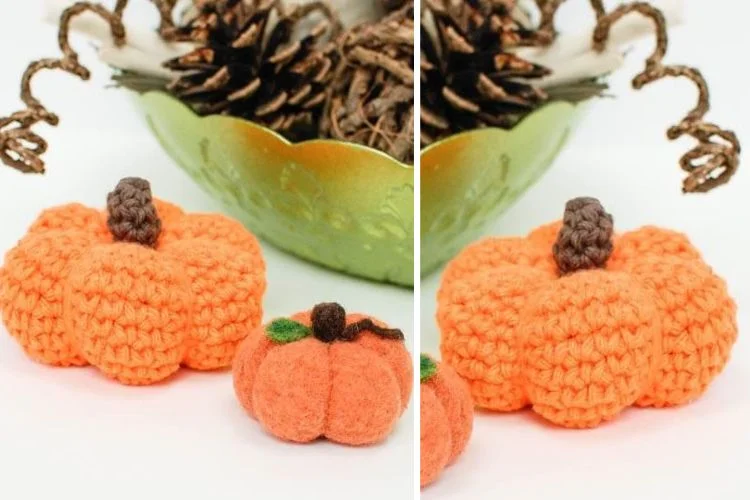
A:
[420, 354, 473, 489]
[438, 197, 737, 428]
[0, 177, 266, 385]
[233, 302, 412, 445]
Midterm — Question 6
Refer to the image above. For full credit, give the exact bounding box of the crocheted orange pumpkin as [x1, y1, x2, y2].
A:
[0, 177, 266, 385]
[420, 354, 473, 488]
[233, 302, 412, 445]
[438, 197, 736, 428]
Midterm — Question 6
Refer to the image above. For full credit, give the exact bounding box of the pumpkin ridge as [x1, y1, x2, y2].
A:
[0, 229, 99, 366]
[438, 196, 736, 428]
[325, 342, 402, 445]
[438, 265, 543, 411]
[1, 178, 266, 384]
[323, 341, 335, 441]
[28, 204, 110, 241]
[629, 256, 737, 407]
[320, 320, 398, 424]
[252, 338, 330, 442]
[233, 329, 275, 418]
[429, 364, 474, 465]
[234, 307, 411, 445]
[420, 384, 451, 487]
[420, 358, 473, 488]
[355, 331, 413, 411]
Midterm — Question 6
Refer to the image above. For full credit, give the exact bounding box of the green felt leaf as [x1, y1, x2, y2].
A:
[420, 354, 438, 383]
[266, 319, 312, 344]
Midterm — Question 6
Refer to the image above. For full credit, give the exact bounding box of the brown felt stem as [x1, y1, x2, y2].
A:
[106, 177, 162, 248]
[552, 197, 614, 275]
[311, 303, 405, 343]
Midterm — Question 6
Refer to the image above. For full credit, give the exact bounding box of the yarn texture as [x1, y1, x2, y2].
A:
[0, 177, 266, 385]
[438, 197, 737, 428]
[420, 354, 473, 488]
[232, 303, 412, 445]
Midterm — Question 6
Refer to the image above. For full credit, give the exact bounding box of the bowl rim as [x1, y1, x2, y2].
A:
[139, 90, 414, 171]
[420, 100, 578, 156]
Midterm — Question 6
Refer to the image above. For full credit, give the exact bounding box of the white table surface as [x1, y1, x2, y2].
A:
[0, 2, 413, 499]
[422, 0, 749, 499]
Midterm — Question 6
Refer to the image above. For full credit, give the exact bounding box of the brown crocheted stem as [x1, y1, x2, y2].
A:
[106, 177, 162, 248]
[311, 303, 405, 343]
[553, 197, 614, 274]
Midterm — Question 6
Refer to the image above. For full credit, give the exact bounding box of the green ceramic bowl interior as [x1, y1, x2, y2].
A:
[137, 92, 578, 285]
[137, 91, 414, 287]
[421, 101, 580, 276]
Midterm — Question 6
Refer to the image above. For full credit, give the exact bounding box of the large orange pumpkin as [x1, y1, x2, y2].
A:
[0, 177, 266, 385]
[233, 302, 412, 445]
[420, 354, 473, 488]
[438, 197, 737, 428]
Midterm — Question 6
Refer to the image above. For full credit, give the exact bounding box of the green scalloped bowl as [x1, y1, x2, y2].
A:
[421, 101, 580, 275]
[135, 92, 579, 286]
[137, 91, 414, 286]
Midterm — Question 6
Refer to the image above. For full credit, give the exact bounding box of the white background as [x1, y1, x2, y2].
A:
[2, 1, 749, 499]
[0, 2, 413, 500]
[421, 0, 750, 499]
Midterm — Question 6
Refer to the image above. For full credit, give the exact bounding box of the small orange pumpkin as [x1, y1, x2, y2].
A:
[420, 354, 473, 488]
[233, 302, 412, 445]
[0, 177, 266, 385]
[438, 197, 737, 428]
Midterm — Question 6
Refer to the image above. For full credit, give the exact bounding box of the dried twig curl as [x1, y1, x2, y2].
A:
[0, 0, 180, 174]
[322, 3, 414, 163]
[592, 1, 740, 192]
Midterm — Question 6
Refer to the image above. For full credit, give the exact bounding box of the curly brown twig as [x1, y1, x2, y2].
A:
[536, 0, 605, 43]
[592, 2, 740, 192]
[0, 0, 181, 175]
[286, 1, 344, 35]
[0, 2, 131, 174]
[151, 0, 179, 40]
[533, 0, 567, 45]
[589, 0, 605, 18]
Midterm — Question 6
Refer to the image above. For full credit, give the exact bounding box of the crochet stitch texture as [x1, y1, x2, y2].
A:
[0, 178, 266, 385]
[438, 197, 737, 428]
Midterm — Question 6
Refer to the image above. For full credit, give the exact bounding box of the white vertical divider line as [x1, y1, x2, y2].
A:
[412, 1, 422, 498]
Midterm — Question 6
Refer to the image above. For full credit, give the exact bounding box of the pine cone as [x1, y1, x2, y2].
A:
[167, 0, 247, 43]
[421, 0, 550, 146]
[164, 0, 342, 142]
[322, 4, 414, 163]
